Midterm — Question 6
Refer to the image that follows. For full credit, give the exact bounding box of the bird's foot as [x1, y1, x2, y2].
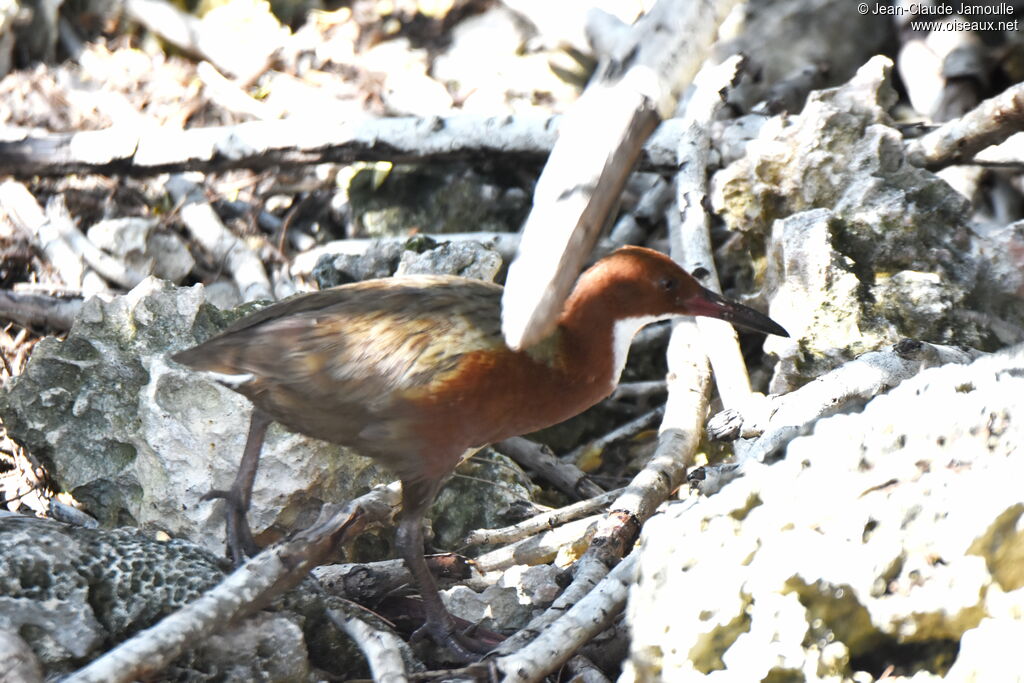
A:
[412, 616, 501, 663]
[459, 619, 505, 653]
[202, 486, 260, 565]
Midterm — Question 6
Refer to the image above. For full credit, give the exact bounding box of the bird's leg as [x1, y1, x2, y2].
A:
[203, 408, 271, 565]
[397, 478, 494, 662]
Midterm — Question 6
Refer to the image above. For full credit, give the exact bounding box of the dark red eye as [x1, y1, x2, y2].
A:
[660, 278, 677, 292]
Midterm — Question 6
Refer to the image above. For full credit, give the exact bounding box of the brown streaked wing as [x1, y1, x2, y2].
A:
[181, 275, 507, 405]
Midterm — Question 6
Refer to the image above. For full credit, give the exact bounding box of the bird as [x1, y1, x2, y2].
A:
[171, 245, 788, 660]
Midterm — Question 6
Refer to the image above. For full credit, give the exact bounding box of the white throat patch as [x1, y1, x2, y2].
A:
[610, 315, 672, 385]
[204, 371, 256, 388]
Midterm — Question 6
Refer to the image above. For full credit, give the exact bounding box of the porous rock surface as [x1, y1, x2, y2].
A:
[623, 343, 1024, 682]
[0, 513, 225, 665]
[0, 513, 322, 680]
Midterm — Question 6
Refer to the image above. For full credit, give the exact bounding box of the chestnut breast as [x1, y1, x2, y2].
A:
[173, 276, 613, 482]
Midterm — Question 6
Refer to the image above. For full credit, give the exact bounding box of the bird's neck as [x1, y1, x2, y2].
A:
[554, 288, 667, 394]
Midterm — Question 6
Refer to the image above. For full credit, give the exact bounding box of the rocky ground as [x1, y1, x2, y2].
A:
[0, 0, 1023, 681]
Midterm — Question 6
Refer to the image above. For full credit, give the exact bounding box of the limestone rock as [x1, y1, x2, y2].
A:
[0, 278, 387, 549]
[711, 57, 997, 391]
[87, 217, 195, 284]
[0, 514, 325, 680]
[624, 344, 1024, 681]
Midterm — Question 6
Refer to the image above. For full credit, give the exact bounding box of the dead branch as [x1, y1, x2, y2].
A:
[905, 81, 1024, 170]
[608, 380, 667, 401]
[311, 559, 412, 605]
[473, 514, 600, 574]
[0, 290, 82, 330]
[324, 601, 413, 683]
[560, 405, 665, 466]
[0, 180, 87, 288]
[463, 488, 620, 547]
[494, 549, 639, 682]
[0, 115, 563, 178]
[495, 437, 604, 500]
[669, 55, 755, 410]
[608, 176, 674, 246]
[44, 197, 148, 290]
[0, 114, 715, 182]
[500, 0, 743, 351]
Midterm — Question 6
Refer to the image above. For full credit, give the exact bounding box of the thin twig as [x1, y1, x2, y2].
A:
[0, 290, 82, 330]
[494, 549, 639, 682]
[608, 380, 667, 401]
[472, 514, 601, 574]
[905, 81, 1024, 170]
[560, 405, 665, 466]
[495, 437, 604, 500]
[463, 488, 621, 547]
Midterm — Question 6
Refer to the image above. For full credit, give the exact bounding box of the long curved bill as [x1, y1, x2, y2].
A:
[685, 287, 790, 338]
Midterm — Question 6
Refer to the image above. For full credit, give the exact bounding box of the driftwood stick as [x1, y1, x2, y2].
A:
[0, 115, 714, 180]
[495, 437, 604, 500]
[608, 176, 674, 246]
[560, 405, 665, 466]
[500, 0, 743, 351]
[312, 559, 412, 604]
[0, 181, 86, 288]
[0, 115, 562, 178]
[905, 80, 1024, 170]
[495, 550, 639, 682]
[463, 488, 621, 547]
[324, 601, 412, 683]
[44, 197, 149, 290]
[609, 380, 667, 401]
[0, 290, 82, 330]
[472, 514, 601, 574]
[670, 55, 754, 410]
